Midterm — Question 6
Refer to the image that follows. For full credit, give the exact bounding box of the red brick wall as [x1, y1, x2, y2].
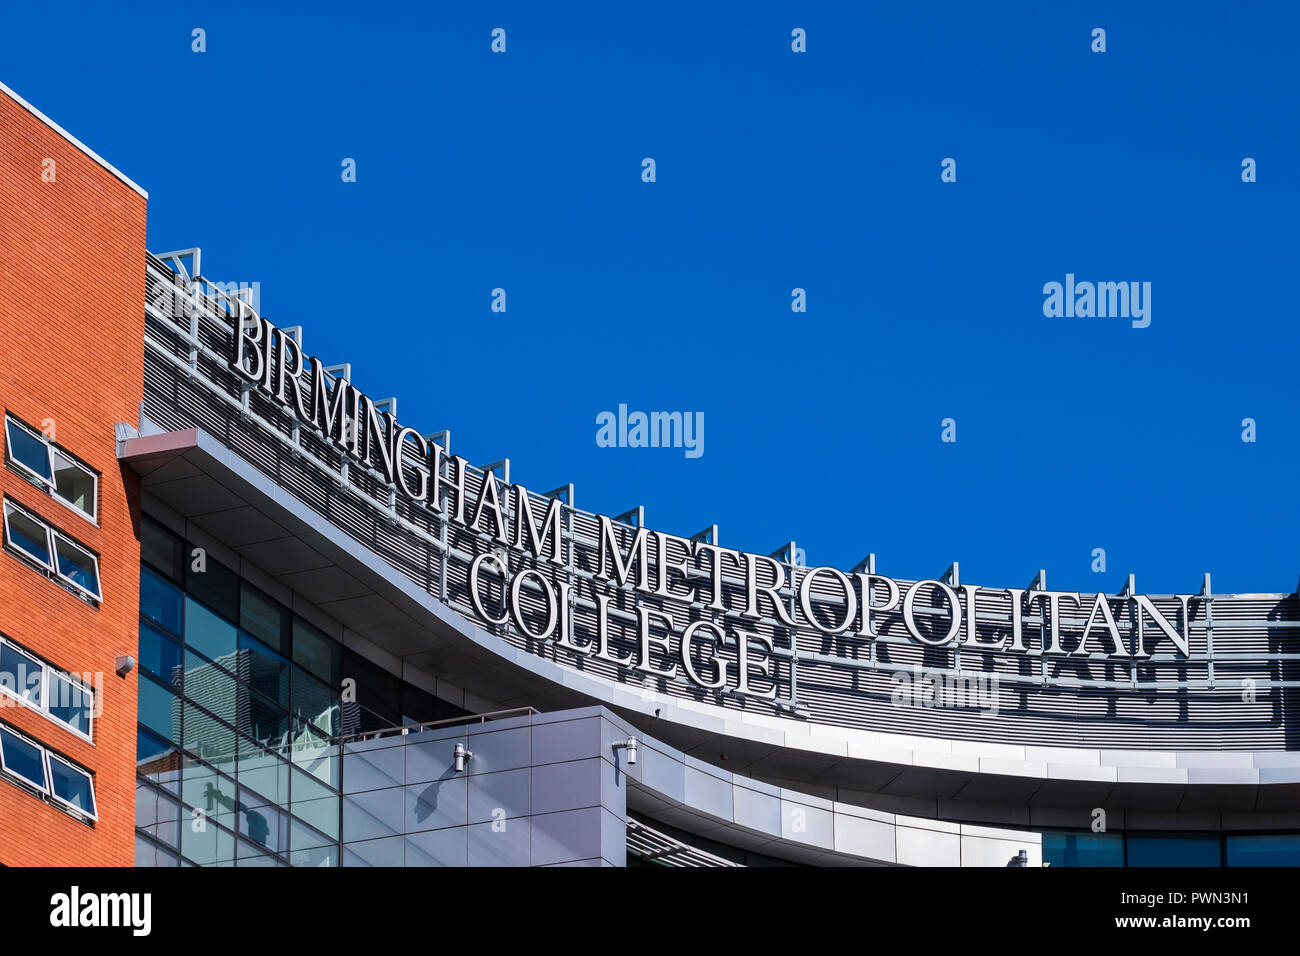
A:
[0, 86, 146, 866]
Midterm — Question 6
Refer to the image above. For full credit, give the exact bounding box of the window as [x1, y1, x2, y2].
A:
[47, 671, 94, 738]
[2, 499, 102, 602]
[141, 516, 185, 582]
[4, 414, 98, 522]
[0, 640, 43, 708]
[0, 635, 94, 741]
[0, 725, 48, 791]
[1041, 830, 1125, 867]
[140, 566, 182, 634]
[0, 724, 97, 822]
[139, 621, 183, 688]
[1126, 832, 1221, 867]
[48, 754, 97, 819]
[1226, 834, 1300, 867]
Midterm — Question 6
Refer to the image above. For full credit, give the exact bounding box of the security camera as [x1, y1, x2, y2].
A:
[453, 741, 472, 773]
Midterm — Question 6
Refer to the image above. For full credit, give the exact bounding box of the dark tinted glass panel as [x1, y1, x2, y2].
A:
[400, 682, 438, 726]
[0, 727, 46, 790]
[185, 598, 237, 662]
[0, 641, 42, 706]
[291, 668, 338, 737]
[246, 688, 291, 746]
[53, 537, 99, 595]
[240, 584, 289, 654]
[1226, 834, 1300, 867]
[292, 618, 340, 687]
[138, 726, 176, 768]
[1042, 830, 1125, 867]
[139, 621, 183, 688]
[185, 554, 239, 622]
[139, 675, 180, 743]
[141, 516, 185, 582]
[6, 507, 50, 565]
[48, 757, 95, 816]
[341, 648, 399, 726]
[239, 631, 290, 707]
[183, 652, 238, 730]
[1126, 832, 1221, 867]
[140, 566, 183, 634]
[5, 419, 51, 479]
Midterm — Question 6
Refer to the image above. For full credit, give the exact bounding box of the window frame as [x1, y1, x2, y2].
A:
[2, 498, 103, 603]
[3, 414, 99, 524]
[47, 751, 98, 821]
[0, 639, 44, 710]
[0, 635, 95, 743]
[0, 723, 97, 822]
[0, 724, 49, 793]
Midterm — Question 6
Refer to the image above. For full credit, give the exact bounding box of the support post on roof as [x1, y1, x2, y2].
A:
[425, 430, 450, 456]
[769, 541, 799, 566]
[689, 525, 719, 546]
[1203, 572, 1215, 689]
[542, 484, 574, 507]
[155, 247, 201, 286]
[480, 459, 510, 487]
[851, 554, 878, 669]
[613, 506, 644, 528]
[1028, 570, 1047, 684]
[944, 562, 961, 671]
[1122, 573, 1137, 686]
[322, 364, 353, 480]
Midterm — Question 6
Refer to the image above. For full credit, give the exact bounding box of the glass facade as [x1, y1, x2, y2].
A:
[132, 516, 1300, 869]
[134, 516, 465, 867]
[1043, 829, 1300, 867]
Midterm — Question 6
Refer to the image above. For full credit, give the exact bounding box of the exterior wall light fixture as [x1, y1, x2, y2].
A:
[453, 741, 473, 773]
[612, 736, 637, 766]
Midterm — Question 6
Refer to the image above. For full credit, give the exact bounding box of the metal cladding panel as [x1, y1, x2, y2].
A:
[138, 254, 1300, 752]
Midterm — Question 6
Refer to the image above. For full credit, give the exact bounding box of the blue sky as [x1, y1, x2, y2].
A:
[5, 1, 1297, 594]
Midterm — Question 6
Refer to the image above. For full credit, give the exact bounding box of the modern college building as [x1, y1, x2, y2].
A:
[2, 80, 1299, 869]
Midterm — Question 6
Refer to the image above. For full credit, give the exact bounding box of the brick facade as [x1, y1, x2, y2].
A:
[0, 85, 146, 866]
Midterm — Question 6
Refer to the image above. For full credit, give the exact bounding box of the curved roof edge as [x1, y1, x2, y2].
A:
[119, 423, 1300, 803]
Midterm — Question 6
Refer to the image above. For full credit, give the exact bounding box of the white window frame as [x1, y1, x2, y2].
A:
[2, 499, 103, 603]
[0, 724, 97, 822]
[0, 639, 43, 710]
[47, 751, 98, 820]
[0, 635, 94, 743]
[3, 414, 98, 524]
[2, 499, 54, 568]
[46, 668, 95, 742]
[0, 724, 49, 793]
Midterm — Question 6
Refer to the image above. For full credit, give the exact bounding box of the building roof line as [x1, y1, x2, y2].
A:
[0, 79, 148, 200]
